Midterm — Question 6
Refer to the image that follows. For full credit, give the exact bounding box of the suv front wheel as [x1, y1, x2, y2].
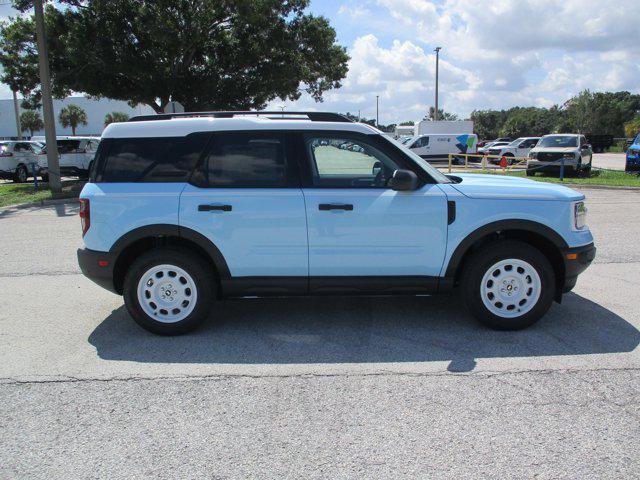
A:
[123, 247, 215, 335]
[461, 240, 556, 330]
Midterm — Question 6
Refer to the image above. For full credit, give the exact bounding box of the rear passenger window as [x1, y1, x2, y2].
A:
[201, 132, 286, 187]
[98, 134, 209, 182]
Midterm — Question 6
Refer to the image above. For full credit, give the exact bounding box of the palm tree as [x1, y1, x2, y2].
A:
[104, 111, 130, 127]
[20, 110, 44, 137]
[58, 104, 88, 135]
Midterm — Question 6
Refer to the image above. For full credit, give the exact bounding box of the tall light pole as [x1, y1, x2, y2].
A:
[34, 0, 61, 193]
[12, 90, 21, 140]
[434, 47, 441, 122]
[376, 95, 379, 127]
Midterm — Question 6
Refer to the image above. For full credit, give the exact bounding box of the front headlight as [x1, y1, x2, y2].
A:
[573, 201, 587, 230]
[563, 153, 574, 159]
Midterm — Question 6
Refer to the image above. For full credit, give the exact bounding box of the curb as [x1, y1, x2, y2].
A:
[571, 185, 640, 192]
[0, 197, 78, 213]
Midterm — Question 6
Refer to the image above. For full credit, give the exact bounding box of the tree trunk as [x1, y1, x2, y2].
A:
[72, 126, 76, 135]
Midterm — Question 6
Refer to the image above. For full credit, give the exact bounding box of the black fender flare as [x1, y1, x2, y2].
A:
[444, 219, 568, 279]
[109, 223, 231, 279]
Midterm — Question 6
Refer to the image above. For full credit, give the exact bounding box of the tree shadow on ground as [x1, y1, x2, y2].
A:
[88, 292, 639, 372]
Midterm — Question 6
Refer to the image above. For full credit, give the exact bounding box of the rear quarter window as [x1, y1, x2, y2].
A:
[95, 133, 209, 182]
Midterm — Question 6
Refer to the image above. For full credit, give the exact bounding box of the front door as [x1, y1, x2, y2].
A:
[179, 131, 308, 280]
[298, 132, 448, 282]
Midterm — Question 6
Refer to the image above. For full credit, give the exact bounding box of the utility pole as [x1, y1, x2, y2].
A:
[434, 47, 441, 122]
[34, 0, 61, 193]
[12, 90, 21, 140]
[376, 95, 379, 128]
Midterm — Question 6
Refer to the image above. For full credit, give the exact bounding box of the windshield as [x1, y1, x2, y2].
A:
[508, 138, 525, 146]
[634, 133, 640, 145]
[401, 137, 413, 145]
[385, 136, 452, 184]
[538, 135, 578, 148]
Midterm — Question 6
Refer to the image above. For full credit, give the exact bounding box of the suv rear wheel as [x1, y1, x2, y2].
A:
[123, 247, 215, 335]
[461, 240, 555, 330]
[14, 165, 27, 183]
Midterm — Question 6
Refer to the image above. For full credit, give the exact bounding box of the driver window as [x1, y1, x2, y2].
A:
[305, 136, 401, 188]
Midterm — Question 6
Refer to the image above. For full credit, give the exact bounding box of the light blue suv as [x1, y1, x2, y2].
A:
[77, 111, 595, 335]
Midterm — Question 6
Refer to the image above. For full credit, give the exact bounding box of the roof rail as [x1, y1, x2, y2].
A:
[128, 111, 353, 123]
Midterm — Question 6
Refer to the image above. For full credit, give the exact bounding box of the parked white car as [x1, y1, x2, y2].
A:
[478, 140, 509, 156]
[487, 137, 540, 164]
[38, 136, 101, 180]
[0, 140, 46, 182]
[404, 133, 478, 162]
[527, 134, 593, 177]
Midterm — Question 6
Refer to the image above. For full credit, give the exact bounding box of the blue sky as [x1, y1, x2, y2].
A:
[2, 0, 639, 124]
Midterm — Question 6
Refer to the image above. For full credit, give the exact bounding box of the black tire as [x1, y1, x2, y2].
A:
[13, 165, 27, 183]
[504, 153, 515, 165]
[461, 240, 556, 330]
[526, 169, 535, 176]
[41, 173, 49, 183]
[123, 247, 216, 335]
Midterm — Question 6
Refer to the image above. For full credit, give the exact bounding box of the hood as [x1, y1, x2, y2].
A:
[449, 173, 584, 201]
[531, 147, 577, 153]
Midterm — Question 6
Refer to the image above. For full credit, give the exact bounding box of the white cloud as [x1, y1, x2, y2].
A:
[276, 0, 640, 123]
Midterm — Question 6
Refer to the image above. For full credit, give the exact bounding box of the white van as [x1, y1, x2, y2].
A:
[38, 136, 101, 180]
[405, 133, 478, 162]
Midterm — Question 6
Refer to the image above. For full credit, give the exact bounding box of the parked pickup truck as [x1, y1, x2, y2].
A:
[527, 134, 593, 177]
[77, 111, 595, 335]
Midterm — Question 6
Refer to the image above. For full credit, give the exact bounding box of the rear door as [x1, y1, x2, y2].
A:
[298, 132, 448, 281]
[179, 131, 308, 279]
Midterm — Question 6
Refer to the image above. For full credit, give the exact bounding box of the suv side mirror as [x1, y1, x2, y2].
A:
[582, 144, 591, 150]
[388, 169, 418, 191]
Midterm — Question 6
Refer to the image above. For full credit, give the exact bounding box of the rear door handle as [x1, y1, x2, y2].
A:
[198, 204, 232, 212]
[319, 203, 353, 211]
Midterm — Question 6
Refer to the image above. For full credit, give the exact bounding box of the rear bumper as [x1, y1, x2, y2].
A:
[561, 242, 596, 293]
[77, 248, 118, 294]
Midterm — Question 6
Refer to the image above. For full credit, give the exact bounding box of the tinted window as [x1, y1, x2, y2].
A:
[56, 140, 81, 153]
[98, 134, 208, 182]
[202, 132, 286, 187]
[305, 135, 400, 188]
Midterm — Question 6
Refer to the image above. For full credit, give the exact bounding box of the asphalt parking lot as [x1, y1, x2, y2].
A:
[1, 187, 638, 478]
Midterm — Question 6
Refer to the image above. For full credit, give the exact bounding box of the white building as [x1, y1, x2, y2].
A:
[0, 95, 155, 139]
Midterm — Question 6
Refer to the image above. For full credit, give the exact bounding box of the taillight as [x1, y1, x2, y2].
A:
[79, 198, 90, 236]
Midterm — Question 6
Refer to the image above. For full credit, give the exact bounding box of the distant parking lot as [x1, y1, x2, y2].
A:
[0, 186, 638, 477]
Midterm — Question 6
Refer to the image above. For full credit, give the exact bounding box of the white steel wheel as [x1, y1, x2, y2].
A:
[136, 264, 198, 323]
[480, 258, 541, 319]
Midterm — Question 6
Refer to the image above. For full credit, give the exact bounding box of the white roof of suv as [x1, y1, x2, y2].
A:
[102, 113, 380, 139]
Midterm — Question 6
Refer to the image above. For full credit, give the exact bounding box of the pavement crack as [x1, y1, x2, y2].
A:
[1, 365, 638, 387]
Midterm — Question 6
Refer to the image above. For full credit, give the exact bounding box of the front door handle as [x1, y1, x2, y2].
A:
[198, 204, 232, 212]
[319, 203, 353, 211]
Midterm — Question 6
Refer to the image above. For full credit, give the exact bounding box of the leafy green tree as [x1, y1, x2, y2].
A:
[1, 1, 349, 113]
[104, 111, 130, 127]
[563, 90, 640, 136]
[20, 110, 44, 136]
[399, 121, 415, 126]
[424, 106, 458, 121]
[470, 110, 508, 139]
[58, 104, 87, 135]
[625, 116, 640, 138]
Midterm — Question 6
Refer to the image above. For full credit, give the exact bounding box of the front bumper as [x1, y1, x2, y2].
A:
[77, 248, 118, 294]
[626, 153, 640, 172]
[527, 160, 579, 173]
[561, 242, 596, 293]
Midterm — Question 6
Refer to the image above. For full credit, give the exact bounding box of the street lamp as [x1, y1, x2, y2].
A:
[376, 95, 379, 127]
[434, 47, 441, 122]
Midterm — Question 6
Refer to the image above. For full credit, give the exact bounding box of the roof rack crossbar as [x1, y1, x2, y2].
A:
[128, 111, 353, 123]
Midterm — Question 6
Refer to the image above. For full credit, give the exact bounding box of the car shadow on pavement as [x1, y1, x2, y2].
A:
[88, 292, 640, 371]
